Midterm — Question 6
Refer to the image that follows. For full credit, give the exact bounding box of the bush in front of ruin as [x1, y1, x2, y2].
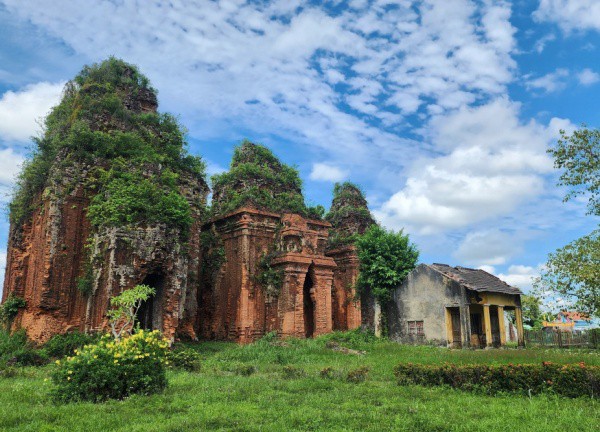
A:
[393, 361, 600, 398]
[51, 330, 169, 403]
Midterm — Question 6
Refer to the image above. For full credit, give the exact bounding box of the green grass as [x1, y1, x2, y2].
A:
[1, 333, 598, 431]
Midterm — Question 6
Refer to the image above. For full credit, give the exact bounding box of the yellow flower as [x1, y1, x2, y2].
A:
[67, 377, 71, 381]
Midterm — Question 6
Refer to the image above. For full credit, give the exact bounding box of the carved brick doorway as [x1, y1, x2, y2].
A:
[303, 267, 316, 338]
[136, 273, 165, 331]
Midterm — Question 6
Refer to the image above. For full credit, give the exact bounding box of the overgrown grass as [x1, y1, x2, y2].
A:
[1, 331, 598, 431]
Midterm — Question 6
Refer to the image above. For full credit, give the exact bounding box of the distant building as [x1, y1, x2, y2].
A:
[388, 264, 524, 348]
[543, 311, 598, 331]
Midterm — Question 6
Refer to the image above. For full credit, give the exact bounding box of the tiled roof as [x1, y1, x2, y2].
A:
[429, 263, 523, 295]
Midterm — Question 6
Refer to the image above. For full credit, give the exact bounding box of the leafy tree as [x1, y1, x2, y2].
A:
[520, 295, 542, 328]
[549, 126, 600, 215]
[107, 284, 155, 339]
[354, 225, 419, 306]
[537, 231, 599, 317]
[537, 126, 600, 317]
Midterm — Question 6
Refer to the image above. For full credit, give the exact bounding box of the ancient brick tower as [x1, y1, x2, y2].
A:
[1, 59, 376, 344]
[2, 59, 208, 342]
[325, 183, 376, 331]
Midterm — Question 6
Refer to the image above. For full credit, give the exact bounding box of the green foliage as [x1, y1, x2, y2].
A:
[43, 332, 100, 358]
[51, 330, 169, 403]
[0, 329, 48, 367]
[306, 205, 325, 220]
[107, 284, 156, 339]
[536, 230, 600, 317]
[541, 125, 600, 317]
[211, 140, 308, 217]
[281, 365, 306, 379]
[394, 361, 600, 398]
[166, 347, 202, 372]
[548, 126, 600, 215]
[521, 295, 543, 328]
[199, 228, 226, 278]
[326, 182, 375, 248]
[0, 295, 26, 327]
[1, 336, 600, 430]
[346, 366, 370, 383]
[354, 225, 419, 306]
[9, 57, 205, 238]
[255, 252, 284, 299]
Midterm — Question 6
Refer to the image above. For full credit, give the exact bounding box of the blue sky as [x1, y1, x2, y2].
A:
[0, 0, 598, 299]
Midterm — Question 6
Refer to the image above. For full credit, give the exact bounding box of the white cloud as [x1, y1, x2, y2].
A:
[533, 33, 556, 53]
[309, 163, 348, 182]
[0, 81, 64, 142]
[374, 99, 564, 234]
[0, 0, 517, 168]
[0, 148, 25, 186]
[454, 229, 520, 266]
[534, 0, 600, 33]
[497, 264, 543, 292]
[577, 68, 600, 85]
[525, 69, 569, 93]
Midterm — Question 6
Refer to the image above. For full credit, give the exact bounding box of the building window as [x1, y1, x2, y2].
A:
[407, 320, 424, 336]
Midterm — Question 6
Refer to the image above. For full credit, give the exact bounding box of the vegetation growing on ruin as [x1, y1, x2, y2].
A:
[255, 251, 284, 300]
[211, 140, 312, 218]
[9, 57, 206, 236]
[0, 295, 26, 329]
[326, 182, 376, 249]
[199, 228, 227, 279]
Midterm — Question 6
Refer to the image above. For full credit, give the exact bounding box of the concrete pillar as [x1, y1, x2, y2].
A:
[483, 305, 492, 348]
[497, 306, 506, 346]
[515, 307, 525, 347]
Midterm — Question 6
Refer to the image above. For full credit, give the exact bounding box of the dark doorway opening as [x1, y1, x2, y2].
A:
[303, 268, 315, 338]
[490, 306, 501, 347]
[136, 273, 165, 331]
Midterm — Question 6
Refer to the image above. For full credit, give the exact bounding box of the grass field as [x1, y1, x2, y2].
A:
[1, 332, 598, 431]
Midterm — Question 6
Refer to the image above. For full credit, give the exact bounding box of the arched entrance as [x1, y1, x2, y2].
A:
[136, 273, 165, 331]
[303, 266, 316, 338]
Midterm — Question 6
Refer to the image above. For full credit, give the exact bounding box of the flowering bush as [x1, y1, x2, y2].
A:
[51, 330, 169, 403]
[393, 361, 600, 398]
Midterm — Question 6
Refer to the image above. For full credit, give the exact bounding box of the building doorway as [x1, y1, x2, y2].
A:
[489, 306, 501, 347]
[136, 273, 165, 331]
[447, 307, 462, 348]
[303, 268, 315, 338]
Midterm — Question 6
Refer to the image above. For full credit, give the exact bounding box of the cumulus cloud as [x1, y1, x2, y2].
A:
[0, 0, 517, 167]
[374, 98, 565, 234]
[525, 69, 569, 93]
[454, 230, 520, 266]
[309, 163, 348, 182]
[496, 264, 543, 292]
[534, 0, 600, 33]
[577, 68, 600, 85]
[0, 81, 64, 142]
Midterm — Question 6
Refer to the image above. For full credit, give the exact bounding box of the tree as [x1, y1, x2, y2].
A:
[520, 295, 542, 328]
[537, 231, 599, 317]
[538, 126, 600, 317]
[354, 224, 419, 307]
[548, 126, 600, 215]
[107, 284, 155, 339]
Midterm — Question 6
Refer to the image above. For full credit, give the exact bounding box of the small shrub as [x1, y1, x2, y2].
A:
[320, 367, 342, 380]
[0, 295, 26, 328]
[8, 348, 48, 366]
[281, 365, 306, 379]
[347, 366, 370, 383]
[51, 330, 169, 403]
[167, 347, 202, 372]
[228, 363, 256, 376]
[0, 365, 20, 378]
[393, 362, 600, 398]
[43, 332, 99, 358]
[0, 329, 28, 360]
